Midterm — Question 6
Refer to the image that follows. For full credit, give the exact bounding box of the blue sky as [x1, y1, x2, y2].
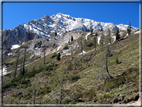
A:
[3, 2, 139, 30]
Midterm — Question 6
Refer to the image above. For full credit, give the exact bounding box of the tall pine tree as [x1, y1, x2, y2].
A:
[127, 21, 131, 35]
[71, 36, 73, 41]
[116, 29, 120, 40]
[57, 53, 61, 61]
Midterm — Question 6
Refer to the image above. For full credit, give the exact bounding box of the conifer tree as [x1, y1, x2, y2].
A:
[21, 47, 27, 76]
[57, 53, 61, 61]
[104, 29, 113, 79]
[71, 36, 73, 41]
[90, 29, 93, 33]
[80, 36, 83, 58]
[94, 32, 97, 56]
[127, 21, 131, 35]
[55, 31, 57, 36]
[116, 29, 120, 40]
[14, 51, 20, 78]
[43, 45, 45, 64]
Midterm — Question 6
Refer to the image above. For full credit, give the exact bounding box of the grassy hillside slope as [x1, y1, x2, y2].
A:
[2, 31, 139, 105]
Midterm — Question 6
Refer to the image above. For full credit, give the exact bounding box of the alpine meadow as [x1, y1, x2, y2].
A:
[2, 12, 140, 105]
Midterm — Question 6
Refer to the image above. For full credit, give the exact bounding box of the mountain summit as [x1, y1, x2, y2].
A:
[2, 13, 137, 46]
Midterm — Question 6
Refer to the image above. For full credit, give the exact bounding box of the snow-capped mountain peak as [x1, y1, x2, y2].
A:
[2, 13, 138, 46]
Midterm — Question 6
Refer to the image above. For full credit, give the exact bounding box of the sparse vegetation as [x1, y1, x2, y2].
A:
[116, 58, 119, 64]
[57, 53, 61, 61]
[2, 30, 139, 104]
[51, 53, 57, 58]
[71, 36, 73, 41]
[63, 45, 69, 49]
[116, 29, 120, 40]
[127, 21, 131, 35]
[87, 42, 93, 47]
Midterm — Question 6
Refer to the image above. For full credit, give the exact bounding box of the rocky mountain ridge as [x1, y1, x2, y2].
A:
[2, 13, 137, 46]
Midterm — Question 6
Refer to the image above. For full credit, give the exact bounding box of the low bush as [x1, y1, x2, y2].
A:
[3, 64, 57, 90]
[51, 53, 57, 58]
[25, 95, 31, 100]
[87, 42, 93, 47]
[76, 93, 83, 99]
[63, 45, 69, 49]
[70, 75, 80, 81]
[36, 67, 44, 73]
[116, 58, 119, 64]
[4, 73, 11, 77]
[100, 67, 139, 92]
[18, 94, 23, 99]
[101, 75, 125, 92]
[121, 67, 138, 76]
[23, 71, 36, 78]
[46, 72, 51, 76]
[4, 63, 13, 67]
[39, 86, 51, 95]
[82, 88, 96, 100]
[3, 82, 17, 89]
[21, 80, 30, 84]
[62, 99, 71, 104]
[56, 98, 59, 104]
[103, 94, 110, 98]
[11, 77, 21, 83]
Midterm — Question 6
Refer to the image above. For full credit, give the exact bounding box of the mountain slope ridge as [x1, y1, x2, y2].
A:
[2, 13, 137, 46]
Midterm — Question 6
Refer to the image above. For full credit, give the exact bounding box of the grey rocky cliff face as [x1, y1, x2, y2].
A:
[3, 31, 83, 60]
[2, 13, 137, 47]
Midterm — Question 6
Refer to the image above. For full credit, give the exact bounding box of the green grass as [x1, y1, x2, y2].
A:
[63, 45, 69, 49]
[3, 31, 139, 104]
[87, 42, 93, 47]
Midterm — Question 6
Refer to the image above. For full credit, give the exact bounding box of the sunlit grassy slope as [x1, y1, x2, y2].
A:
[2, 31, 139, 104]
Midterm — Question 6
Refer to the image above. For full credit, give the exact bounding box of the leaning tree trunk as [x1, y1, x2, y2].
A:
[22, 48, 26, 76]
[33, 89, 36, 105]
[94, 35, 97, 56]
[80, 36, 83, 58]
[59, 61, 65, 104]
[44, 46, 45, 65]
[14, 51, 20, 78]
[59, 74, 64, 104]
[105, 45, 113, 79]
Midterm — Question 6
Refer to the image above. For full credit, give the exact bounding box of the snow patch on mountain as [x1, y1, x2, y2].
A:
[85, 32, 91, 40]
[0, 66, 7, 76]
[3, 13, 138, 47]
[11, 44, 20, 50]
[97, 36, 101, 44]
[134, 30, 140, 34]
[124, 33, 129, 38]
[78, 50, 86, 55]
[117, 24, 137, 31]
[7, 53, 13, 56]
[112, 36, 116, 43]
[22, 13, 137, 38]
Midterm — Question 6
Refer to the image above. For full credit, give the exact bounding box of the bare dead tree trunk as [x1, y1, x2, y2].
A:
[72, 89, 76, 103]
[94, 33, 97, 56]
[33, 89, 36, 105]
[14, 51, 20, 78]
[59, 60, 65, 104]
[105, 44, 113, 79]
[102, 29, 113, 80]
[53, 63, 56, 73]
[108, 29, 111, 43]
[44, 46, 45, 65]
[59, 74, 64, 104]
[100, 35, 104, 52]
[22, 48, 26, 76]
[19, 60, 23, 77]
[80, 36, 83, 58]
